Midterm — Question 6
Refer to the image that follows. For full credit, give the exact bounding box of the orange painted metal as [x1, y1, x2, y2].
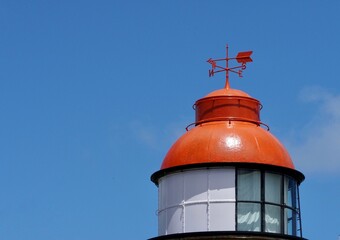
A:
[207, 45, 252, 89]
[160, 88, 296, 170]
[195, 88, 261, 126]
[236, 51, 253, 64]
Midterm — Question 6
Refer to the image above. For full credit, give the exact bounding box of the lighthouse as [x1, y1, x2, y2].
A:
[150, 46, 306, 240]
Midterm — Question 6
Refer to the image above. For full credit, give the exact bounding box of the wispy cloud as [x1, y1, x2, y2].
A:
[128, 121, 160, 150]
[127, 86, 340, 175]
[128, 117, 191, 151]
[288, 86, 340, 174]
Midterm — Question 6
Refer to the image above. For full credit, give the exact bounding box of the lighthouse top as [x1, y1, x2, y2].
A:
[151, 45, 304, 184]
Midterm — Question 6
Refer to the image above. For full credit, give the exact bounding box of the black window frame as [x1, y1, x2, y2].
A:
[236, 168, 303, 237]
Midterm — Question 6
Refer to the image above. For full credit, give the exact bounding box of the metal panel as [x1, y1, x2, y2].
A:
[184, 170, 208, 202]
[185, 204, 208, 232]
[166, 173, 184, 207]
[209, 203, 235, 231]
[158, 168, 236, 235]
[167, 207, 183, 234]
[158, 210, 166, 235]
[209, 168, 235, 200]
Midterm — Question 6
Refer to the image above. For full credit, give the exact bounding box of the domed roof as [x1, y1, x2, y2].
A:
[161, 121, 295, 170]
[161, 88, 295, 170]
[204, 88, 251, 98]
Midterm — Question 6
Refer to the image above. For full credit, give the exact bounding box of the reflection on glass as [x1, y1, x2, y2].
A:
[237, 203, 261, 231]
[265, 205, 281, 233]
[236, 169, 303, 237]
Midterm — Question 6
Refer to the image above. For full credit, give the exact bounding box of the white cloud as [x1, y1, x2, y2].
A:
[288, 86, 340, 174]
[128, 117, 191, 151]
[128, 121, 159, 150]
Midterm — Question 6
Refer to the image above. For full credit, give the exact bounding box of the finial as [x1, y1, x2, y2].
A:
[207, 44, 253, 89]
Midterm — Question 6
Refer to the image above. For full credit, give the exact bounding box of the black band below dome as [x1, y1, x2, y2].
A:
[149, 231, 307, 240]
[150, 162, 305, 185]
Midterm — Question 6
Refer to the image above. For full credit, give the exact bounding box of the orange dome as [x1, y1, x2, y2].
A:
[160, 88, 295, 171]
[161, 121, 295, 170]
[204, 88, 251, 98]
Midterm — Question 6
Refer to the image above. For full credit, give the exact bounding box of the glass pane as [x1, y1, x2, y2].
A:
[265, 205, 281, 233]
[265, 172, 281, 204]
[284, 176, 297, 207]
[284, 176, 302, 237]
[284, 208, 296, 236]
[296, 205, 302, 237]
[237, 203, 261, 232]
[237, 169, 260, 201]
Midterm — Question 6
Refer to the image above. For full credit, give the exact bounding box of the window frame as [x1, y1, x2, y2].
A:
[236, 168, 302, 237]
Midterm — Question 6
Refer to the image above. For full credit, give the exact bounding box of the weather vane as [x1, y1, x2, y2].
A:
[207, 44, 253, 89]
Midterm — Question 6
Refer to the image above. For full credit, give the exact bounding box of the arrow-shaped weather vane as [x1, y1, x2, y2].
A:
[207, 45, 253, 89]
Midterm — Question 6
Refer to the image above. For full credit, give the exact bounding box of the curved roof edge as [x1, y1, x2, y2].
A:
[151, 162, 305, 185]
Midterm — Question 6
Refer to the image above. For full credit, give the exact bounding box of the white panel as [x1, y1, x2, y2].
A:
[158, 210, 166, 235]
[209, 168, 235, 200]
[157, 168, 237, 236]
[184, 170, 207, 202]
[158, 178, 166, 210]
[166, 173, 183, 207]
[167, 207, 183, 234]
[209, 203, 235, 231]
[185, 204, 208, 232]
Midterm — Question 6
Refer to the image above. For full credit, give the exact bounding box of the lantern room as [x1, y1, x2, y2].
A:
[150, 46, 306, 240]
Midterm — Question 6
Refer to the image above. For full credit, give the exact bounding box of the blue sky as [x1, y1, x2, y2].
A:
[1, 1, 340, 239]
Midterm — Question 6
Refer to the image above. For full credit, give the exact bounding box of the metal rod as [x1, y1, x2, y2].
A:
[225, 44, 230, 89]
[206, 44, 253, 89]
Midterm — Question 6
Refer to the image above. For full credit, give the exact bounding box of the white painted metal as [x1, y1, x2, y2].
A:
[158, 168, 236, 235]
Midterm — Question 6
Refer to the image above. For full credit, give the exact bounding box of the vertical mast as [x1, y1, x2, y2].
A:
[225, 44, 230, 89]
